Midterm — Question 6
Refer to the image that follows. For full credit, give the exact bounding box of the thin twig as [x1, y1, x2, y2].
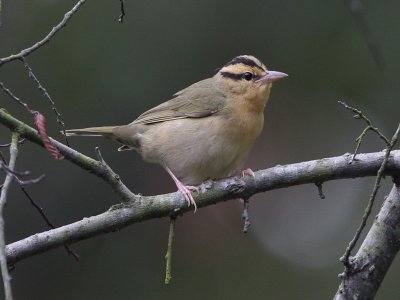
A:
[0, 82, 36, 114]
[21, 188, 53, 230]
[315, 182, 326, 199]
[165, 216, 176, 285]
[95, 147, 120, 181]
[0, 162, 29, 177]
[338, 101, 390, 163]
[0, 0, 86, 67]
[338, 101, 390, 144]
[351, 125, 372, 163]
[340, 123, 400, 270]
[0, 84, 60, 159]
[18, 186, 79, 261]
[0, 132, 19, 300]
[242, 197, 251, 233]
[0, 142, 43, 184]
[21, 58, 70, 146]
[0, 162, 45, 186]
[118, 0, 125, 23]
[12, 174, 45, 186]
[0, 141, 77, 260]
[0, 86, 64, 160]
[0, 139, 25, 148]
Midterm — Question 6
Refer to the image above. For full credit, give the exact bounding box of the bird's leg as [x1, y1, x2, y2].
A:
[163, 166, 198, 212]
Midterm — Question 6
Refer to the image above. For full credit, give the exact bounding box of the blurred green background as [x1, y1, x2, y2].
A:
[1, 0, 400, 299]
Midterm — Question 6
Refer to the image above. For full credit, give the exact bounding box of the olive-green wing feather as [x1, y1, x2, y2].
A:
[131, 78, 227, 125]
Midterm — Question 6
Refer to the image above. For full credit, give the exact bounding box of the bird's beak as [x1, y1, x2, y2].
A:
[256, 71, 288, 85]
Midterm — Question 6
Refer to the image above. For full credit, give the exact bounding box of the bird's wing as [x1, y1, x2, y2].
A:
[131, 78, 227, 125]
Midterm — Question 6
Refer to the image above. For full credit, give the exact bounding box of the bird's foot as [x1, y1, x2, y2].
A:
[239, 168, 255, 178]
[163, 165, 198, 212]
[176, 182, 198, 212]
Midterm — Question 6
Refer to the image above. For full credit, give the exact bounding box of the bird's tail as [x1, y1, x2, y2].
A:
[64, 126, 117, 137]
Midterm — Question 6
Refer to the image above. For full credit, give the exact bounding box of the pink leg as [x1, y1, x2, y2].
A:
[164, 166, 198, 212]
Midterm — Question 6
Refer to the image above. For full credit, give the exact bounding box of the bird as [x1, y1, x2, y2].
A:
[65, 55, 287, 211]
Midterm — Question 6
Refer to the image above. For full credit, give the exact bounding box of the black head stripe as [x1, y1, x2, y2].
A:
[220, 71, 261, 81]
[220, 72, 243, 81]
[224, 56, 264, 71]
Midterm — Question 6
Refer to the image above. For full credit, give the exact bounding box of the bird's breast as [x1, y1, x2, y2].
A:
[138, 107, 264, 185]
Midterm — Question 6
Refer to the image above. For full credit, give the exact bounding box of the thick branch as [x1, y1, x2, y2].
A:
[5, 149, 400, 266]
[2, 107, 400, 268]
[334, 180, 400, 299]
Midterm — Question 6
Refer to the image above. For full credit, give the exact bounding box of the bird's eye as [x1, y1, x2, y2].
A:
[242, 72, 253, 81]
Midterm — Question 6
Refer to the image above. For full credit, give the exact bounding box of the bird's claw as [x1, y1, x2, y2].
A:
[241, 168, 255, 178]
[177, 185, 198, 212]
[163, 165, 198, 212]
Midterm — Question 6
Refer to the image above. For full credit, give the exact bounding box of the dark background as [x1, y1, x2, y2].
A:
[1, 0, 400, 299]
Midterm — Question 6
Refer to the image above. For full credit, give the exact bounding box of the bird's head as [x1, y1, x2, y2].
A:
[214, 55, 287, 107]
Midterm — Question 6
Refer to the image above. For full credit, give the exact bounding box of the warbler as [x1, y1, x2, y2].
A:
[65, 55, 287, 211]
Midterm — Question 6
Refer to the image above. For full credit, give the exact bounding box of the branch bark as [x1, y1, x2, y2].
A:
[3, 107, 400, 298]
[334, 179, 400, 299]
[0, 132, 19, 300]
[4, 149, 400, 266]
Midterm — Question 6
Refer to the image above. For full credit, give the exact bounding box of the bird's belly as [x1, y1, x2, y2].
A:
[140, 116, 262, 185]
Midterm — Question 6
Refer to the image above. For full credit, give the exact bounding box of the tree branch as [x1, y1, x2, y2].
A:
[0, 0, 86, 67]
[0, 132, 19, 300]
[0, 108, 136, 201]
[340, 123, 400, 268]
[334, 179, 400, 299]
[4, 148, 400, 265]
[2, 108, 400, 274]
